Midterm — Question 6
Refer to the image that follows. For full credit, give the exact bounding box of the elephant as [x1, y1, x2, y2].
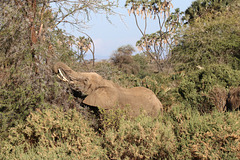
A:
[226, 87, 240, 111]
[53, 62, 163, 117]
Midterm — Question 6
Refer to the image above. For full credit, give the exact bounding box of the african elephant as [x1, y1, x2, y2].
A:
[53, 62, 163, 117]
[226, 87, 240, 111]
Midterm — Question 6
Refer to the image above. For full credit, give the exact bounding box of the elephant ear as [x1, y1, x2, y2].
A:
[83, 87, 118, 110]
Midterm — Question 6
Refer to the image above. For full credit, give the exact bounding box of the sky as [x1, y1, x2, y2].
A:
[67, 0, 195, 60]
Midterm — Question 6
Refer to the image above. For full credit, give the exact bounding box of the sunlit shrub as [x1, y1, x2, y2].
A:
[0, 107, 107, 159]
[98, 107, 129, 133]
[172, 5, 240, 72]
[103, 114, 176, 159]
[1, 104, 240, 159]
[178, 64, 240, 112]
[110, 45, 140, 74]
[165, 105, 240, 159]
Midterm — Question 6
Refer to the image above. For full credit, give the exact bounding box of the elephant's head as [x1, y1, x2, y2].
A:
[53, 62, 91, 95]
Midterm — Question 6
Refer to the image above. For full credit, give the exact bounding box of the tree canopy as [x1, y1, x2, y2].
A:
[184, 0, 236, 23]
[171, 0, 240, 71]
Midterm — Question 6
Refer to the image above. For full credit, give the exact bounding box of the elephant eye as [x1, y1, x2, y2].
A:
[84, 78, 89, 84]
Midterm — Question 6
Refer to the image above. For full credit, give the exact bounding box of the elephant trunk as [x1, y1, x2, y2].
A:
[53, 62, 73, 74]
[53, 62, 79, 82]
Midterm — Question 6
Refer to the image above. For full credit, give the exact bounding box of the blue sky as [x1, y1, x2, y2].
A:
[68, 0, 195, 60]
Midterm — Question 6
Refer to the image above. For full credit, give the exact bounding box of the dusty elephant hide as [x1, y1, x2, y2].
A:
[53, 62, 163, 117]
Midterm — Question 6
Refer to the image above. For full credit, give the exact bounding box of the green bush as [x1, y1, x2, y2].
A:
[172, 5, 240, 72]
[166, 105, 240, 159]
[0, 84, 43, 136]
[101, 106, 240, 159]
[0, 70, 78, 138]
[98, 106, 129, 133]
[0, 107, 107, 160]
[132, 53, 150, 78]
[178, 64, 240, 112]
[103, 114, 176, 159]
[1, 105, 240, 159]
[110, 45, 140, 75]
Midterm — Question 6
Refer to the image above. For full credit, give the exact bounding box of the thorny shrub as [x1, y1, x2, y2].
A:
[178, 64, 240, 113]
[0, 107, 107, 159]
[102, 114, 176, 159]
[1, 105, 240, 159]
[165, 105, 240, 159]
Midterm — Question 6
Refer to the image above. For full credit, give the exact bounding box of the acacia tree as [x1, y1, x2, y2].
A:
[111, 45, 140, 74]
[111, 45, 135, 68]
[125, 0, 183, 71]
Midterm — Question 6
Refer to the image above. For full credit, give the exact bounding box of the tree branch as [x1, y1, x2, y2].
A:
[133, 12, 144, 36]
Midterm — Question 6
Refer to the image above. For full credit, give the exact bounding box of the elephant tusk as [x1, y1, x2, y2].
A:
[57, 74, 64, 81]
[58, 69, 69, 82]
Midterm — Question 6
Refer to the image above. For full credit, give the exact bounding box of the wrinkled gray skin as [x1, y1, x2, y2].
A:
[53, 62, 163, 117]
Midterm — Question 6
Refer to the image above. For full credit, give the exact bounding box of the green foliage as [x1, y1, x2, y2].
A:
[178, 64, 240, 112]
[0, 107, 107, 159]
[1, 105, 240, 159]
[172, 5, 240, 71]
[103, 114, 176, 159]
[164, 106, 240, 159]
[111, 73, 162, 93]
[184, 0, 236, 23]
[1, 1, 240, 159]
[0, 84, 43, 136]
[98, 107, 129, 133]
[132, 53, 152, 78]
[110, 45, 140, 74]
[92, 60, 120, 80]
[111, 49, 155, 77]
[0, 72, 78, 137]
[166, 105, 240, 159]
[125, 0, 183, 71]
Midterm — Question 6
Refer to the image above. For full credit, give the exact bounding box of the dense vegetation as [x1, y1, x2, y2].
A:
[1, 0, 240, 159]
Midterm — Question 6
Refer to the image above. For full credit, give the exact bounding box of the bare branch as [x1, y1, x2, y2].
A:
[133, 12, 144, 36]
[78, 31, 95, 66]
